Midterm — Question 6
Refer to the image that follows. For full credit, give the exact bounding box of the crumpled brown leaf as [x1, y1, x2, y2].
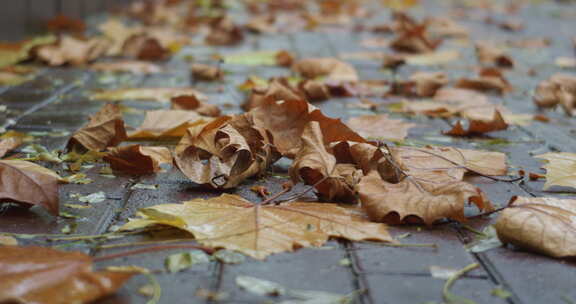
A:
[388, 71, 448, 97]
[475, 43, 514, 68]
[122, 33, 169, 61]
[0, 160, 61, 215]
[90, 60, 162, 74]
[0, 246, 135, 304]
[175, 115, 280, 189]
[533, 73, 576, 115]
[91, 87, 208, 104]
[170, 95, 221, 117]
[128, 110, 209, 140]
[104, 145, 172, 175]
[495, 196, 576, 258]
[243, 78, 306, 110]
[68, 103, 127, 151]
[292, 58, 359, 82]
[34, 35, 108, 66]
[346, 114, 415, 141]
[191, 63, 223, 81]
[290, 122, 361, 203]
[121, 193, 391, 259]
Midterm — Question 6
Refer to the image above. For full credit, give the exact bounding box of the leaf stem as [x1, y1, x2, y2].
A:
[442, 263, 479, 304]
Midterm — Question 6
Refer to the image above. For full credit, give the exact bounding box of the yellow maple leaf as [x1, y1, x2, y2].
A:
[121, 194, 392, 259]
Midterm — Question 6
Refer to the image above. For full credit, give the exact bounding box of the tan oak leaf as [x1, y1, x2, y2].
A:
[104, 145, 172, 175]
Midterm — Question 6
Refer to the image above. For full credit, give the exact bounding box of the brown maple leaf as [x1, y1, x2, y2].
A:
[175, 115, 280, 189]
[0, 160, 61, 215]
[444, 110, 508, 136]
[357, 171, 490, 225]
[495, 196, 576, 258]
[389, 13, 442, 54]
[68, 103, 127, 151]
[121, 193, 392, 259]
[104, 145, 172, 175]
[0, 246, 135, 303]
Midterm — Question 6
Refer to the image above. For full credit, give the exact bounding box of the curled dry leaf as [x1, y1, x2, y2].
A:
[250, 97, 365, 157]
[0, 246, 135, 303]
[444, 110, 508, 136]
[90, 60, 162, 74]
[128, 110, 209, 140]
[121, 193, 391, 259]
[243, 78, 304, 110]
[495, 196, 576, 258]
[346, 114, 415, 141]
[192, 63, 223, 81]
[0, 160, 60, 215]
[292, 58, 359, 82]
[34, 35, 108, 66]
[68, 103, 127, 151]
[475, 44, 514, 68]
[175, 115, 280, 189]
[104, 145, 172, 175]
[91, 87, 208, 104]
[298, 80, 330, 101]
[357, 170, 490, 225]
[533, 73, 576, 115]
[535, 152, 576, 190]
[290, 122, 361, 203]
[389, 71, 448, 97]
[0, 137, 22, 158]
[122, 34, 169, 61]
[170, 95, 221, 117]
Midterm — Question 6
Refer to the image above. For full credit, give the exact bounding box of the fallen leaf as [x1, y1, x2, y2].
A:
[170, 95, 221, 117]
[0, 36, 56, 69]
[0, 137, 22, 158]
[122, 34, 169, 61]
[224, 50, 293, 66]
[68, 103, 127, 151]
[533, 73, 576, 115]
[298, 80, 331, 101]
[205, 16, 244, 46]
[292, 58, 359, 82]
[0, 235, 17, 246]
[390, 13, 441, 54]
[128, 110, 209, 140]
[444, 110, 508, 136]
[91, 60, 163, 74]
[250, 97, 366, 157]
[290, 122, 361, 203]
[165, 251, 210, 273]
[389, 71, 448, 97]
[455, 68, 512, 94]
[236, 276, 286, 296]
[0, 160, 60, 215]
[475, 44, 514, 68]
[91, 87, 208, 104]
[34, 35, 109, 66]
[104, 145, 172, 175]
[243, 78, 303, 110]
[121, 193, 391, 259]
[495, 196, 576, 258]
[357, 170, 490, 225]
[174, 115, 280, 188]
[404, 49, 460, 66]
[555, 57, 576, 69]
[245, 15, 276, 34]
[0, 246, 135, 303]
[192, 63, 223, 81]
[346, 114, 415, 141]
[535, 152, 576, 190]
